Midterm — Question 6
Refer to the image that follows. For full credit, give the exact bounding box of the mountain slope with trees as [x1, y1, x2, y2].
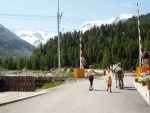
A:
[0, 24, 35, 59]
[1, 13, 150, 70]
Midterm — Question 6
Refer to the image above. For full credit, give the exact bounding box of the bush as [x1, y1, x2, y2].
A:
[63, 67, 67, 73]
[67, 71, 74, 77]
[146, 76, 150, 82]
[141, 79, 146, 83]
[70, 66, 73, 72]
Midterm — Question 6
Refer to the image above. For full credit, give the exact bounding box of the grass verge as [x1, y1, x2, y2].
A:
[41, 81, 64, 89]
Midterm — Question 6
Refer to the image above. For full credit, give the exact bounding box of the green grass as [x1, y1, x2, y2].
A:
[0, 72, 5, 76]
[41, 81, 64, 89]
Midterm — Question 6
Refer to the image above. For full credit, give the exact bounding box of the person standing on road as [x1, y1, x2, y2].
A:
[87, 65, 99, 91]
[105, 75, 112, 93]
[116, 63, 124, 89]
[112, 64, 118, 88]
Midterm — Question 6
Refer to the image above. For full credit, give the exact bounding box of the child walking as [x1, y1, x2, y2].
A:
[106, 75, 112, 93]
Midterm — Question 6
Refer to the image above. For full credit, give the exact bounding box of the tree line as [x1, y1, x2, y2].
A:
[0, 13, 150, 71]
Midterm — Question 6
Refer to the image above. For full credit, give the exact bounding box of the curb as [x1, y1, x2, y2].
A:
[0, 91, 49, 106]
[0, 82, 67, 106]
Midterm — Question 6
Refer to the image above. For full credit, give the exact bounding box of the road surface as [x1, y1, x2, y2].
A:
[0, 75, 150, 113]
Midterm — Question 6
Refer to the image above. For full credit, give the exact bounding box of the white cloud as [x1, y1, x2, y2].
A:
[80, 14, 133, 33]
[124, 2, 132, 7]
[16, 30, 56, 47]
[82, 18, 114, 27]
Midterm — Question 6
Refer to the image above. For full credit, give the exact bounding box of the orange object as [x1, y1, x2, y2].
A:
[74, 68, 85, 78]
[147, 66, 149, 75]
[136, 67, 147, 77]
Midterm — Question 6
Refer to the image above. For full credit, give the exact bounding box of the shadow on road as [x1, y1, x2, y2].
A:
[111, 92, 122, 93]
[93, 89, 106, 91]
[92, 89, 122, 93]
[124, 86, 135, 88]
[124, 87, 137, 91]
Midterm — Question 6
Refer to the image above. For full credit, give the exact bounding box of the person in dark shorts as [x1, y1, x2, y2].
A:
[87, 65, 99, 91]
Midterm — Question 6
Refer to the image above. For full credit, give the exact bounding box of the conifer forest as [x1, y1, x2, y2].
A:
[0, 13, 150, 71]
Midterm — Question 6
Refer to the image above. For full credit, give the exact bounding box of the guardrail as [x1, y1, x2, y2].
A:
[0, 76, 65, 92]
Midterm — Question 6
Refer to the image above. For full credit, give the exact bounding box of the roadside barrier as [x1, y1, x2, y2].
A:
[0, 76, 65, 92]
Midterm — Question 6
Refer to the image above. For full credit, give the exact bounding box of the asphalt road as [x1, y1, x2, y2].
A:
[0, 75, 150, 113]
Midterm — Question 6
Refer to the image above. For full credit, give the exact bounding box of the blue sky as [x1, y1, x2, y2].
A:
[0, 0, 149, 34]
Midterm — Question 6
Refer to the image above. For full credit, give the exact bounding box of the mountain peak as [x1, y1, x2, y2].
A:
[0, 24, 5, 29]
[80, 14, 134, 32]
[0, 25, 35, 58]
[16, 30, 56, 47]
[113, 14, 134, 24]
[118, 14, 134, 19]
[15, 14, 134, 46]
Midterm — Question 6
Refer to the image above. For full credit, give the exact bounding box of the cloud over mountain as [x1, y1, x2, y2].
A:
[81, 14, 134, 32]
[16, 30, 56, 47]
[15, 14, 134, 47]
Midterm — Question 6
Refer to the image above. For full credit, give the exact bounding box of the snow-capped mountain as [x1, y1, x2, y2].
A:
[15, 14, 134, 47]
[80, 14, 134, 32]
[113, 14, 133, 24]
[15, 30, 56, 47]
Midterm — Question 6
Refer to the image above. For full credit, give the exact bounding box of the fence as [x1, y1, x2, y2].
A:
[0, 76, 35, 92]
[0, 76, 65, 92]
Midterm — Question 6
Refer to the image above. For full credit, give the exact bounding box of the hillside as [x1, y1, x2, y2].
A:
[15, 14, 133, 46]
[0, 24, 35, 58]
[0, 13, 150, 71]
[27, 13, 150, 70]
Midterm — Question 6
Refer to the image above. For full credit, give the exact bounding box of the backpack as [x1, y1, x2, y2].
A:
[116, 67, 123, 75]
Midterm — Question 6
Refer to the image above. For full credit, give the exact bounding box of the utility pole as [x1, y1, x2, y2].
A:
[57, 0, 63, 76]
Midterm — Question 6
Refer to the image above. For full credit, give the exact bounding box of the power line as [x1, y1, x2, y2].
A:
[0, 13, 56, 18]
[8, 28, 57, 33]
[0, 13, 89, 23]
[0, 16, 55, 21]
[0, 17, 83, 26]
[62, 16, 88, 22]
[0, 13, 87, 32]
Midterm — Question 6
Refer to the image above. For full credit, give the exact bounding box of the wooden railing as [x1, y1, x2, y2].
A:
[0, 76, 35, 91]
[0, 76, 65, 92]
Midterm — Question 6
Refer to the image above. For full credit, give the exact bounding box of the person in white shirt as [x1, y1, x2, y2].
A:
[87, 65, 99, 91]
